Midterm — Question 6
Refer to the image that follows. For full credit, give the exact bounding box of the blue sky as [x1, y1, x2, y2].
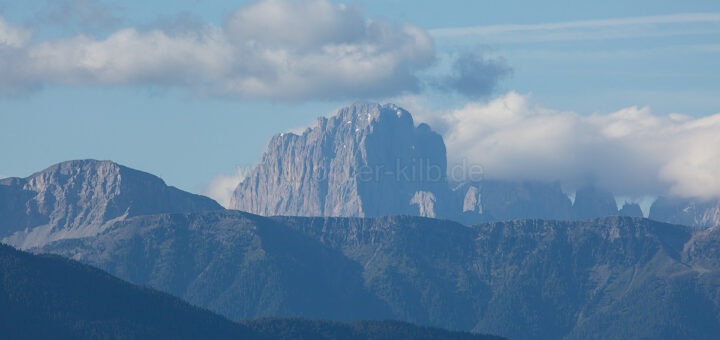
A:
[1, 0, 719, 204]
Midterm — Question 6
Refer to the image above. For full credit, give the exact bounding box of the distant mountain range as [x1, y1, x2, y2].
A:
[1, 102, 719, 339]
[229, 102, 720, 228]
[36, 209, 720, 340]
[1, 160, 719, 338]
[0, 243, 500, 340]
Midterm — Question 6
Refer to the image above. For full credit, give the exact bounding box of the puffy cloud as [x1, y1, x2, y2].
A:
[0, 0, 435, 100]
[203, 167, 250, 208]
[430, 92, 720, 199]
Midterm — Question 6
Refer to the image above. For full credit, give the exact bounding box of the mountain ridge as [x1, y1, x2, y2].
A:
[0, 242, 502, 340]
[0, 159, 223, 249]
[37, 209, 720, 339]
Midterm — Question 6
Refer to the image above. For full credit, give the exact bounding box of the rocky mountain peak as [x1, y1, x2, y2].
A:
[0, 159, 222, 249]
[618, 202, 644, 217]
[649, 196, 720, 228]
[572, 185, 618, 219]
[230, 102, 449, 218]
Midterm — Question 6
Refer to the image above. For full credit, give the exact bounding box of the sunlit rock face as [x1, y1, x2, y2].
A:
[0, 159, 222, 249]
[230, 102, 451, 218]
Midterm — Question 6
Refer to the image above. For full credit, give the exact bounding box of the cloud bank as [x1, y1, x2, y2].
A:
[0, 0, 439, 100]
[421, 92, 720, 199]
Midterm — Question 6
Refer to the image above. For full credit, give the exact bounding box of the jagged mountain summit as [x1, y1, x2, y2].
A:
[453, 180, 574, 224]
[571, 185, 618, 219]
[230, 102, 451, 218]
[229, 102, 630, 224]
[650, 196, 720, 228]
[0, 159, 222, 249]
[618, 202, 644, 217]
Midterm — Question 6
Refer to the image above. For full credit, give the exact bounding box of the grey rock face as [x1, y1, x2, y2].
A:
[230, 102, 450, 218]
[230, 102, 587, 223]
[649, 197, 720, 228]
[572, 186, 618, 219]
[0, 160, 222, 248]
[619, 202, 644, 217]
[410, 191, 438, 218]
[462, 185, 482, 214]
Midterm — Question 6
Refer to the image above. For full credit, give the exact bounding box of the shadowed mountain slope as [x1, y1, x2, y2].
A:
[2, 243, 501, 340]
[0, 243, 252, 339]
[40, 211, 720, 340]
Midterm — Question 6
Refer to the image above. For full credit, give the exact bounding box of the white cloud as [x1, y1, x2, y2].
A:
[419, 92, 720, 199]
[0, 0, 435, 99]
[203, 167, 251, 208]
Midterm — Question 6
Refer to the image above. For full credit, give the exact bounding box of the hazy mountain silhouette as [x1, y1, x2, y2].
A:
[650, 196, 720, 228]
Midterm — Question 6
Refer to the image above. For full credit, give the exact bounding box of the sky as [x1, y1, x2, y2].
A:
[1, 0, 719, 208]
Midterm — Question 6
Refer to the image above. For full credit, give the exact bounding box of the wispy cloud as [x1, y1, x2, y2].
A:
[431, 13, 720, 43]
[203, 167, 250, 208]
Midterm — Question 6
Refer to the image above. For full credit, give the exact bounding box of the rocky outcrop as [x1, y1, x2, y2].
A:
[454, 180, 573, 224]
[0, 159, 222, 248]
[572, 186, 618, 219]
[619, 202, 644, 217]
[230, 102, 451, 218]
[649, 197, 720, 228]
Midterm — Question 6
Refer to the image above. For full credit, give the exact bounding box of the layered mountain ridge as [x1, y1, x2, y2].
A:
[38, 210, 720, 340]
[0, 243, 500, 340]
[0, 159, 717, 338]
